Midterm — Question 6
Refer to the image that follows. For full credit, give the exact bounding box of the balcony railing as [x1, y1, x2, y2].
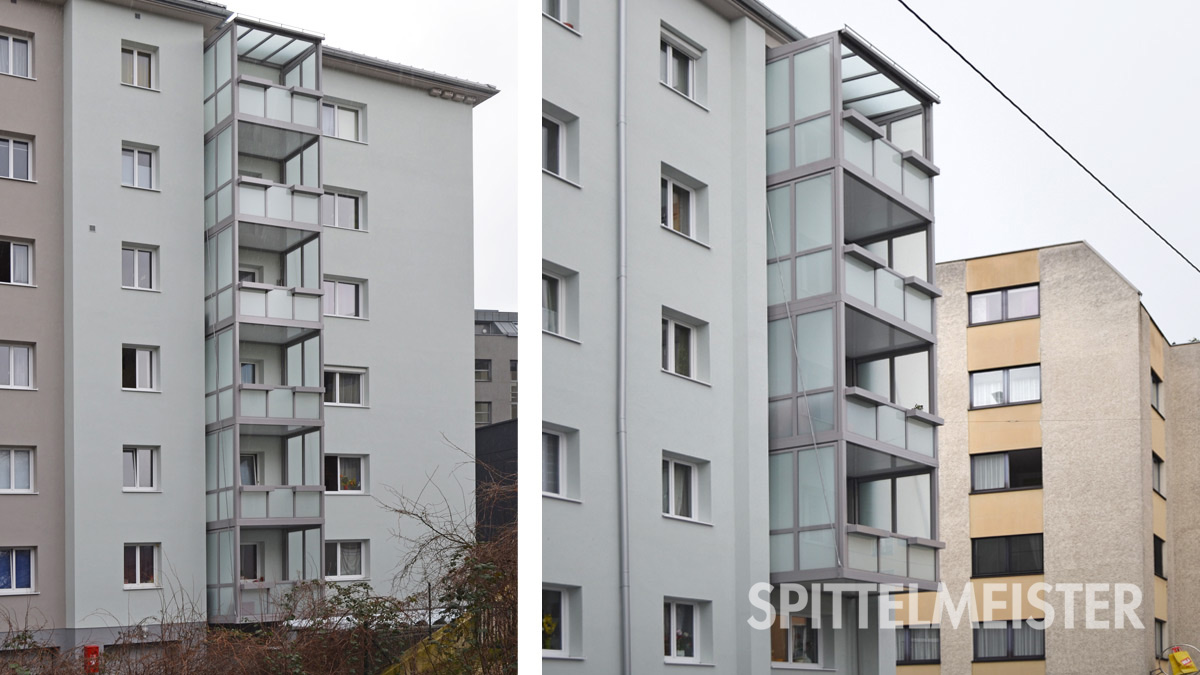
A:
[240, 485, 322, 520]
[842, 111, 937, 211]
[238, 78, 321, 129]
[238, 282, 322, 323]
[847, 529, 937, 581]
[239, 384, 322, 420]
[238, 179, 321, 225]
[845, 248, 936, 332]
[846, 388, 936, 456]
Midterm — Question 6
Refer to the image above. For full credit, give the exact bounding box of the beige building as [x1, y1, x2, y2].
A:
[895, 241, 1191, 675]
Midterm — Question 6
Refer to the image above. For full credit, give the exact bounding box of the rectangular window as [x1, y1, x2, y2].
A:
[542, 588, 566, 655]
[971, 449, 1042, 492]
[322, 103, 361, 141]
[120, 47, 154, 88]
[661, 457, 696, 519]
[0, 342, 33, 388]
[121, 346, 157, 391]
[324, 191, 362, 230]
[1155, 535, 1166, 579]
[972, 534, 1043, 577]
[659, 40, 694, 98]
[660, 176, 693, 236]
[241, 362, 258, 384]
[324, 455, 363, 493]
[240, 543, 260, 581]
[770, 614, 820, 664]
[240, 454, 258, 486]
[974, 620, 1044, 660]
[1153, 454, 1164, 496]
[663, 600, 698, 662]
[122, 447, 156, 491]
[0, 548, 34, 594]
[1156, 619, 1167, 659]
[323, 279, 363, 318]
[896, 625, 940, 664]
[121, 147, 154, 189]
[0, 239, 31, 285]
[0, 447, 33, 493]
[1151, 370, 1163, 413]
[475, 359, 492, 382]
[542, 274, 561, 334]
[970, 365, 1040, 408]
[510, 360, 518, 381]
[123, 543, 159, 588]
[121, 246, 155, 290]
[511, 382, 518, 419]
[661, 317, 694, 378]
[542, 0, 562, 20]
[323, 370, 364, 405]
[475, 401, 492, 425]
[0, 136, 32, 181]
[969, 285, 1039, 325]
[324, 541, 365, 579]
[542, 116, 562, 175]
[542, 431, 562, 495]
[0, 34, 32, 78]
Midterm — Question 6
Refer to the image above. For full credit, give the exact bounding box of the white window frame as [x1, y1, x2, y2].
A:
[0, 447, 34, 493]
[122, 543, 160, 589]
[475, 401, 492, 425]
[659, 39, 695, 99]
[323, 278, 364, 318]
[325, 190, 363, 230]
[542, 586, 569, 657]
[121, 446, 157, 492]
[121, 345, 158, 392]
[542, 115, 564, 176]
[662, 457, 698, 521]
[663, 599, 700, 663]
[0, 547, 35, 595]
[0, 239, 32, 285]
[660, 175, 694, 236]
[0, 342, 33, 389]
[324, 368, 366, 406]
[542, 272, 563, 335]
[239, 542, 262, 581]
[121, 146, 155, 189]
[780, 614, 822, 666]
[324, 540, 366, 580]
[0, 136, 32, 181]
[120, 46, 155, 89]
[0, 33, 32, 79]
[322, 102, 363, 142]
[661, 317, 696, 378]
[325, 454, 365, 494]
[121, 245, 156, 291]
[542, 431, 564, 496]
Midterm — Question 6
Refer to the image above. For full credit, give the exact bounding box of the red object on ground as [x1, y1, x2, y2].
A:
[83, 644, 100, 673]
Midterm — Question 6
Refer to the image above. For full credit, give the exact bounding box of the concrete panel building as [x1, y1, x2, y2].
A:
[474, 310, 518, 426]
[0, 0, 493, 650]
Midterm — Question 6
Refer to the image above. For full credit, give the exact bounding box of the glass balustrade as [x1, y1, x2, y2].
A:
[238, 285, 321, 322]
[238, 182, 321, 225]
[239, 485, 321, 519]
[239, 385, 322, 420]
[845, 254, 934, 332]
[238, 80, 320, 128]
[843, 119, 932, 210]
[847, 532, 936, 580]
[846, 397, 934, 456]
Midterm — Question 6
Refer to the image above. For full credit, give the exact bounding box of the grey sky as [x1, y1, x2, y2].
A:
[774, 0, 1200, 342]
[228, 0, 517, 312]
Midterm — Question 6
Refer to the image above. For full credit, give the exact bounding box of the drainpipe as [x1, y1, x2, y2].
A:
[616, 0, 632, 672]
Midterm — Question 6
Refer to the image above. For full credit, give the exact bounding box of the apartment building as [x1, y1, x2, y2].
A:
[542, 0, 941, 672]
[474, 309, 518, 426]
[0, 0, 494, 649]
[892, 241, 1188, 675]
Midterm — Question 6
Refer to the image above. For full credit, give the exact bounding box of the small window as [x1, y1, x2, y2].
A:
[896, 625, 939, 665]
[0, 239, 32, 285]
[475, 359, 492, 382]
[322, 103, 361, 141]
[121, 346, 157, 391]
[661, 457, 696, 519]
[240, 543, 260, 581]
[1156, 619, 1167, 659]
[238, 269, 258, 283]
[0, 342, 33, 389]
[510, 382, 518, 419]
[972, 534, 1043, 577]
[973, 620, 1044, 660]
[324, 540, 365, 579]
[660, 176, 693, 236]
[0, 547, 34, 594]
[1151, 370, 1163, 414]
[122, 447, 156, 491]
[324, 191, 363, 230]
[0, 447, 33, 493]
[324, 279, 363, 318]
[0, 136, 32, 181]
[0, 34, 32, 78]
[663, 600, 698, 663]
[475, 401, 492, 425]
[542, 432, 562, 495]
[122, 543, 159, 588]
[542, 116, 563, 175]
[240, 362, 258, 384]
[323, 370, 364, 406]
[660, 40, 694, 98]
[770, 614, 820, 665]
[543, 588, 567, 656]
[120, 46, 154, 89]
[1155, 535, 1166, 579]
[1153, 454, 1164, 496]
[240, 454, 258, 486]
[510, 360, 518, 381]
[971, 449, 1042, 492]
[969, 285, 1039, 325]
[121, 246, 155, 290]
[121, 147, 155, 189]
[324, 455, 363, 493]
[970, 365, 1040, 408]
[542, 273, 562, 334]
[661, 317, 694, 378]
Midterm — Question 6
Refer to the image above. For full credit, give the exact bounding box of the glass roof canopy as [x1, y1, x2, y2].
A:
[235, 24, 317, 67]
[839, 28, 938, 120]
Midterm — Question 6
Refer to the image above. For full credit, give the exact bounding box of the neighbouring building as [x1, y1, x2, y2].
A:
[474, 310, 518, 426]
[0, 0, 494, 650]
[542, 0, 941, 672]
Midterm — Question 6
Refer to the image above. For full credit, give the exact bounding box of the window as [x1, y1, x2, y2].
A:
[0, 33, 31, 78]
[542, 273, 562, 334]
[897, 625, 940, 665]
[851, 473, 933, 538]
[0, 447, 33, 493]
[1156, 619, 1167, 658]
[1155, 535, 1166, 579]
[770, 613, 819, 665]
[973, 620, 1044, 661]
[324, 541, 365, 579]
[0, 342, 33, 388]
[0, 239, 31, 285]
[662, 457, 696, 519]
[969, 285, 1039, 325]
[661, 317, 694, 378]
[1152, 370, 1163, 413]
[511, 382, 518, 419]
[121, 346, 157, 391]
[972, 534, 1043, 577]
[324, 279, 363, 318]
[510, 360, 518, 381]
[240, 362, 258, 384]
[123, 544, 159, 588]
[971, 449, 1042, 492]
[121, 246, 155, 290]
[240, 454, 258, 486]
[542, 102, 579, 182]
[0, 136, 31, 180]
[121, 147, 154, 189]
[1153, 453, 1164, 496]
[324, 455, 363, 493]
[663, 600, 698, 662]
[324, 191, 362, 230]
[542, 116, 562, 175]
[122, 447, 156, 491]
[120, 46, 154, 88]
[322, 103, 361, 141]
[970, 365, 1040, 408]
[240, 543, 260, 581]
[475, 402, 492, 425]
[542, 431, 563, 495]
[0, 548, 34, 594]
[660, 40, 694, 98]
[475, 359, 492, 382]
[542, 588, 567, 656]
[323, 370, 364, 406]
[660, 176, 693, 236]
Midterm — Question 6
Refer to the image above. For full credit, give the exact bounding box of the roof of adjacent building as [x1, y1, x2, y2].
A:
[475, 310, 518, 337]
[322, 47, 499, 105]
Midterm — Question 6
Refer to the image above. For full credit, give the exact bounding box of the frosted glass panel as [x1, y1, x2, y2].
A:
[892, 231, 927, 279]
[903, 163, 930, 210]
[795, 309, 833, 390]
[206, 532, 218, 584]
[304, 528, 321, 579]
[302, 240, 319, 288]
[286, 343, 301, 386]
[242, 390, 266, 417]
[793, 44, 831, 119]
[242, 491, 267, 518]
[287, 435, 303, 485]
[217, 228, 233, 286]
[295, 392, 320, 418]
[848, 533, 878, 572]
[294, 95, 319, 128]
[857, 359, 890, 399]
[889, 113, 924, 155]
[295, 295, 319, 321]
[858, 479, 891, 531]
[906, 289, 932, 331]
[846, 256, 875, 304]
[217, 330, 233, 388]
[766, 59, 789, 129]
[294, 193, 319, 224]
[796, 392, 835, 435]
[266, 87, 289, 121]
[795, 250, 832, 298]
[766, 129, 789, 175]
[768, 319, 792, 397]
[769, 452, 793, 530]
[240, 185, 266, 217]
[204, 47, 215, 98]
[894, 351, 929, 410]
[874, 140, 902, 191]
[217, 184, 233, 222]
[301, 143, 319, 187]
[215, 33, 231, 87]
[239, 84, 265, 117]
[267, 186, 291, 220]
[303, 433, 320, 485]
[204, 139, 216, 194]
[910, 545, 936, 580]
[217, 128, 232, 188]
[766, 186, 791, 259]
[796, 445, 835, 527]
[795, 116, 831, 166]
[878, 405, 905, 447]
[847, 398, 876, 438]
[798, 528, 836, 570]
[769, 399, 793, 439]
[267, 289, 290, 318]
[876, 270, 904, 317]
[205, 337, 217, 392]
[896, 474, 931, 538]
[907, 419, 933, 456]
[218, 530, 233, 583]
[288, 530, 303, 580]
[770, 533, 793, 573]
[794, 174, 832, 250]
[268, 388, 293, 418]
[879, 537, 908, 576]
[216, 84, 231, 122]
[269, 488, 293, 518]
[296, 491, 319, 517]
[241, 289, 266, 316]
[844, 123, 873, 172]
[767, 260, 791, 305]
[302, 337, 319, 387]
[218, 389, 233, 420]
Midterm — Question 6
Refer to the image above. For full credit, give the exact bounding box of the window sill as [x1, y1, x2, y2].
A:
[325, 490, 367, 496]
[121, 388, 161, 394]
[0, 73, 35, 82]
[543, 330, 581, 345]
[661, 369, 711, 387]
[971, 572, 1044, 579]
[1154, 488, 1165, 499]
[665, 660, 714, 667]
[0, 176, 35, 184]
[0, 491, 38, 495]
[0, 386, 36, 391]
[0, 282, 36, 289]
[123, 584, 162, 591]
[122, 488, 162, 494]
[323, 135, 368, 146]
[543, 493, 582, 504]
[770, 665, 832, 671]
[120, 83, 161, 93]
[660, 225, 711, 249]
[968, 316, 1039, 328]
[1152, 406, 1165, 420]
[659, 81, 709, 112]
[543, 14, 582, 36]
[0, 590, 38, 596]
[325, 575, 368, 582]
[121, 286, 161, 293]
[324, 314, 369, 321]
[969, 399, 1041, 411]
[972, 658, 1044, 663]
[969, 485, 1043, 495]
[542, 654, 585, 661]
[121, 185, 160, 193]
[1156, 573, 1167, 581]
[325, 402, 368, 408]
[662, 513, 712, 527]
[543, 169, 582, 189]
[324, 224, 369, 233]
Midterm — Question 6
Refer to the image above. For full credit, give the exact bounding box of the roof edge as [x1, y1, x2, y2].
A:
[728, 0, 805, 42]
[322, 47, 499, 106]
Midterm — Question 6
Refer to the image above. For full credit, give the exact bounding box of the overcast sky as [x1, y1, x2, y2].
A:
[228, 0, 517, 312]
[773, 0, 1200, 342]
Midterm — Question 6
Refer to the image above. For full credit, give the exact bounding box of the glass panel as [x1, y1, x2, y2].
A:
[339, 373, 361, 404]
[975, 621, 1008, 658]
[889, 113, 924, 155]
[905, 289, 932, 332]
[970, 292, 1002, 325]
[766, 129, 789, 175]
[1008, 366, 1041, 403]
[874, 139, 902, 192]
[858, 479, 891, 530]
[796, 445, 834, 527]
[856, 359, 890, 399]
[876, 269, 904, 317]
[267, 186, 290, 220]
[765, 59, 789, 129]
[794, 309, 832, 390]
[1010, 534, 1043, 573]
[767, 259, 791, 305]
[136, 52, 152, 88]
[794, 116, 831, 166]
[121, 49, 134, 84]
[269, 488, 293, 518]
[268, 387, 293, 417]
[843, 123, 873, 172]
[878, 405, 905, 447]
[795, 174, 833, 251]
[138, 448, 153, 488]
[972, 453, 1006, 491]
[673, 324, 691, 378]
[293, 95, 319, 128]
[766, 186, 790, 259]
[894, 351, 929, 410]
[797, 528, 836, 570]
[137, 250, 152, 288]
[1013, 620, 1045, 657]
[215, 32, 231, 87]
[907, 419, 933, 456]
[847, 398, 876, 439]
[122, 149, 135, 185]
[266, 87, 290, 122]
[295, 192, 319, 224]
[909, 545, 936, 581]
[295, 392, 320, 418]
[239, 83, 265, 117]
[770, 533, 793, 572]
[795, 249, 832, 299]
[338, 282, 358, 316]
[139, 545, 155, 584]
[845, 256, 875, 304]
[895, 474, 931, 538]
[217, 330, 232, 389]
[903, 163, 930, 210]
[13, 450, 29, 490]
[673, 463, 692, 517]
[768, 399, 793, 439]
[973, 538, 1008, 576]
[0, 450, 8, 489]
[302, 240, 319, 288]
[793, 44, 831, 119]
[848, 532, 878, 572]
[123, 450, 136, 487]
[670, 50, 690, 96]
[241, 389, 266, 417]
[12, 346, 27, 387]
[796, 392, 835, 435]
[1007, 286, 1039, 318]
[879, 537, 907, 576]
[296, 490, 320, 517]
[674, 604, 695, 657]
[136, 349, 152, 389]
[122, 249, 136, 287]
[891, 231, 927, 279]
[1009, 449, 1042, 488]
[12, 40, 27, 78]
[338, 108, 359, 141]
[768, 452, 793, 530]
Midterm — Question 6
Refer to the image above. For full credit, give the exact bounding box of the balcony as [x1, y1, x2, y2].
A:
[847, 528, 938, 581]
[239, 283, 322, 324]
[846, 388, 939, 457]
[845, 247, 936, 333]
[239, 384, 322, 422]
[240, 485, 322, 522]
[842, 111, 937, 212]
[238, 78, 321, 130]
[238, 179, 322, 226]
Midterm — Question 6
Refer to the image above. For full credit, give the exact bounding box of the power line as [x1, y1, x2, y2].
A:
[894, 0, 1200, 277]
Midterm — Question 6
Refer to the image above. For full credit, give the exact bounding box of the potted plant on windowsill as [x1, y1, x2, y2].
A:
[340, 475, 359, 491]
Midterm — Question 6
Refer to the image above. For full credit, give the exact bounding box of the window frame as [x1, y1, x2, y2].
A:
[969, 365, 1041, 409]
[121, 146, 155, 190]
[323, 368, 366, 406]
[0, 342, 34, 389]
[542, 430, 564, 496]
[969, 448, 1043, 494]
[0, 447, 34, 494]
[1155, 535, 1166, 579]
[322, 102, 363, 142]
[663, 599, 700, 664]
[542, 587, 568, 657]
[896, 625, 940, 665]
[323, 278, 364, 318]
[968, 284, 1040, 326]
[541, 115, 564, 176]
[239, 542, 262, 581]
[475, 401, 492, 425]
[121, 446, 158, 492]
[324, 540, 366, 580]
[661, 457, 698, 521]
[1156, 619, 1167, 659]
[0, 547, 35, 594]
[324, 454, 365, 494]
[0, 136, 33, 181]
[972, 620, 1045, 662]
[971, 534, 1044, 578]
[120, 46, 155, 90]
[660, 175, 694, 237]
[1153, 453, 1165, 498]
[0, 33, 32, 79]
[325, 190, 364, 230]
[122, 543, 160, 589]
[659, 39, 696, 99]
[542, 272, 563, 335]
[121, 345, 158, 392]
[475, 359, 492, 382]
[1151, 370, 1164, 415]
[661, 316, 696, 379]
[0, 239, 32, 285]
[121, 245, 156, 291]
